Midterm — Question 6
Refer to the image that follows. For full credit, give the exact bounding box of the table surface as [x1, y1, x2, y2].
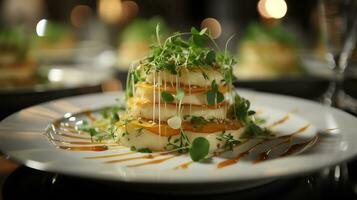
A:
[0, 156, 18, 200]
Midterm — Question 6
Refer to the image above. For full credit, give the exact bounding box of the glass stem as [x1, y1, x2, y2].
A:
[322, 55, 344, 107]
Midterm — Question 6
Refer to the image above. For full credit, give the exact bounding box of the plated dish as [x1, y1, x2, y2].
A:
[0, 27, 38, 88]
[234, 22, 303, 80]
[0, 91, 356, 185]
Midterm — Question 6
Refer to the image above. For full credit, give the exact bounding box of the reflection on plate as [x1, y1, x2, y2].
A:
[0, 90, 356, 193]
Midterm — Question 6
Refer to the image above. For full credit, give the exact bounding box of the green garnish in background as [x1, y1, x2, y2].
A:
[0, 27, 30, 61]
[120, 17, 169, 43]
[242, 22, 298, 47]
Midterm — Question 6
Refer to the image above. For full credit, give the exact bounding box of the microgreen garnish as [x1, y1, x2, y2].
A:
[78, 120, 98, 141]
[189, 137, 210, 162]
[78, 120, 92, 132]
[202, 71, 209, 80]
[161, 91, 174, 103]
[138, 148, 152, 153]
[77, 105, 126, 142]
[216, 131, 240, 150]
[207, 80, 224, 105]
[228, 94, 271, 138]
[255, 117, 267, 125]
[122, 131, 129, 137]
[100, 106, 124, 122]
[156, 23, 162, 47]
[88, 128, 98, 138]
[135, 127, 144, 136]
[189, 116, 209, 129]
[175, 89, 185, 116]
[126, 25, 236, 107]
[111, 112, 120, 124]
[175, 89, 185, 101]
[126, 67, 145, 98]
[190, 27, 209, 47]
[205, 50, 216, 65]
[141, 26, 235, 77]
[166, 131, 191, 153]
[160, 89, 185, 112]
[166, 131, 210, 161]
[130, 146, 152, 153]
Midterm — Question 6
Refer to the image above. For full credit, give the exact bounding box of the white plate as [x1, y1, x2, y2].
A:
[0, 90, 356, 192]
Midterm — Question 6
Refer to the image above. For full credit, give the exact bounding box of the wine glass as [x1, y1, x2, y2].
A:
[319, 0, 357, 112]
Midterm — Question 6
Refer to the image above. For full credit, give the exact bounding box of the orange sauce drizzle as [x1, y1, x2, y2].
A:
[276, 124, 310, 140]
[85, 151, 136, 159]
[217, 124, 311, 169]
[253, 135, 318, 164]
[325, 128, 339, 131]
[52, 132, 92, 140]
[129, 97, 228, 109]
[127, 155, 177, 167]
[252, 153, 269, 164]
[50, 139, 107, 145]
[104, 152, 171, 164]
[63, 129, 82, 134]
[267, 114, 290, 128]
[58, 145, 109, 151]
[174, 161, 194, 170]
[279, 136, 318, 157]
[136, 82, 229, 94]
[217, 141, 263, 169]
[84, 111, 96, 122]
[123, 120, 242, 137]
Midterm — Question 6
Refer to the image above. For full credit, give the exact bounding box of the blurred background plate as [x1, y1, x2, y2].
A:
[0, 65, 117, 119]
[234, 76, 330, 99]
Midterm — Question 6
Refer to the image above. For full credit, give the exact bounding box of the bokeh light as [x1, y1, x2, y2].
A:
[120, 1, 139, 22]
[257, 0, 270, 18]
[200, 18, 222, 39]
[258, 0, 287, 19]
[36, 19, 47, 37]
[70, 5, 93, 28]
[98, 0, 122, 24]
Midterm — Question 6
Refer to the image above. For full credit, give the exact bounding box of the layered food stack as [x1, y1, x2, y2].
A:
[115, 27, 270, 157]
